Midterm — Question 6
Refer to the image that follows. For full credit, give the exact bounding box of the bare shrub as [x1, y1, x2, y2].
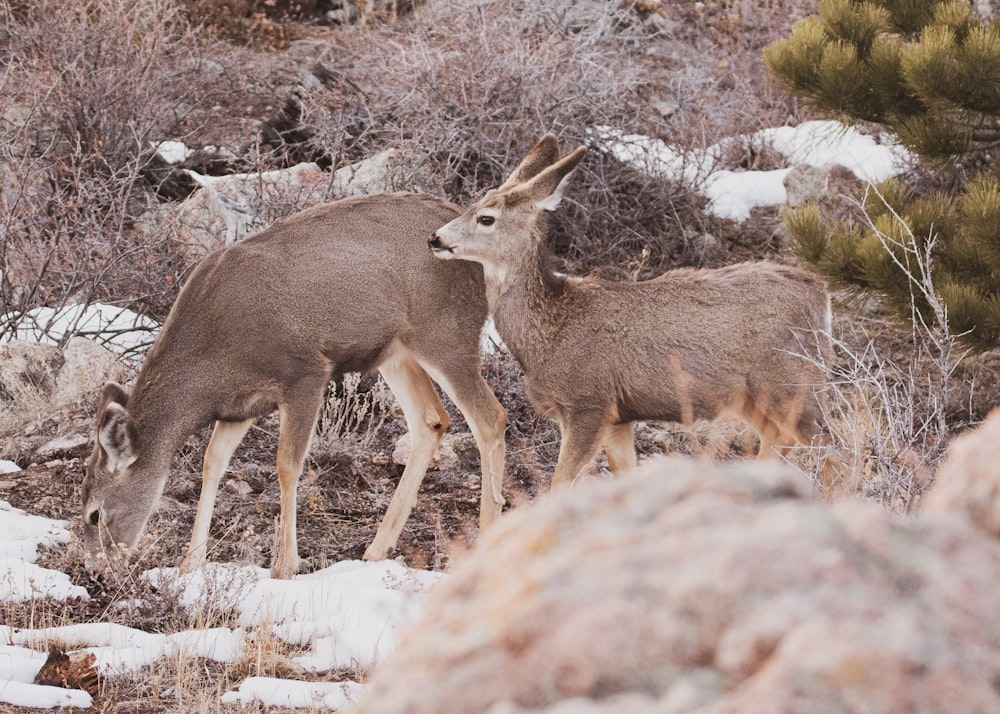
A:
[315, 373, 396, 452]
[342, 1, 648, 198]
[667, 0, 817, 52]
[792, 189, 968, 511]
[0, 0, 225, 333]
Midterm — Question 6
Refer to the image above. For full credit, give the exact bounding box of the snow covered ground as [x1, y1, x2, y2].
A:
[0, 490, 439, 709]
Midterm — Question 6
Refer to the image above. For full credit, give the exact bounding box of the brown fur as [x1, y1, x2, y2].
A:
[83, 192, 507, 578]
[431, 135, 830, 485]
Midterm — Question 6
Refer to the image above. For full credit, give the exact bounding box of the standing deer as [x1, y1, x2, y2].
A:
[83, 192, 506, 579]
[429, 135, 829, 485]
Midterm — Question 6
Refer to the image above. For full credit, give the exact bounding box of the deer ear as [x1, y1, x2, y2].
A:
[517, 145, 587, 211]
[96, 383, 137, 475]
[497, 134, 562, 191]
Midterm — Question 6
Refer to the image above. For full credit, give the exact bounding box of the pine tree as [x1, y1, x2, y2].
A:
[765, 0, 1000, 351]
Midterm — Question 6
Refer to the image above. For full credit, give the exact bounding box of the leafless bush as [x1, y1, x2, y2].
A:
[315, 373, 396, 452]
[0, 0, 224, 335]
[793, 189, 968, 511]
[342, 1, 648, 197]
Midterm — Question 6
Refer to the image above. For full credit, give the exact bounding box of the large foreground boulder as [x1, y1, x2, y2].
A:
[353, 423, 1000, 714]
[922, 409, 1000, 538]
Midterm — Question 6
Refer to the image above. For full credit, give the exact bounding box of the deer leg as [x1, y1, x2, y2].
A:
[740, 380, 818, 460]
[603, 421, 637, 476]
[364, 355, 450, 561]
[551, 411, 609, 487]
[755, 408, 806, 461]
[272, 379, 328, 580]
[425, 362, 508, 532]
[181, 418, 254, 574]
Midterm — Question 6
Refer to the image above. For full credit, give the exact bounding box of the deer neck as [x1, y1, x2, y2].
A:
[126, 359, 209, 477]
[487, 244, 570, 372]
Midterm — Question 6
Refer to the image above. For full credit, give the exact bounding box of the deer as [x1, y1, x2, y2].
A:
[83, 192, 507, 579]
[429, 134, 830, 486]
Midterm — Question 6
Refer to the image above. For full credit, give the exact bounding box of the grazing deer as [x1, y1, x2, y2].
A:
[83, 192, 506, 579]
[429, 135, 829, 485]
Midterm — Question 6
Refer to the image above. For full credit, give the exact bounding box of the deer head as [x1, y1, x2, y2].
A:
[82, 381, 164, 556]
[429, 134, 586, 285]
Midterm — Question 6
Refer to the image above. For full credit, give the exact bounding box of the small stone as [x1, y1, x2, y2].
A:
[224, 479, 253, 496]
[35, 496, 60, 509]
[652, 100, 679, 119]
[392, 433, 460, 471]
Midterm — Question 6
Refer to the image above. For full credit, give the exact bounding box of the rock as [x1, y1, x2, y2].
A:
[783, 162, 859, 207]
[162, 150, 397, 260]
[330, 148, 397, 197]
[224, 478, 253, 496]
[922, 408, 1000, 536]
[354, 452, 1000, 714]
[52, 337, 123, 408]
[391, 430, 461, 471]
[651, 99, 679, 119]
[0, 340, 62, 401]
[0, 336, 124, 413]
[36, 433, 89, 457]
[166, 162, 331, 258]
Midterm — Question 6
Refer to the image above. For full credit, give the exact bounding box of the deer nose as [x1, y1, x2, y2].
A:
[428, 234, 453, 254]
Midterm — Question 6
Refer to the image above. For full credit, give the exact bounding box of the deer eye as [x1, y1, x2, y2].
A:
[477, 215, 495, 227]
[87, 509, 100, 525]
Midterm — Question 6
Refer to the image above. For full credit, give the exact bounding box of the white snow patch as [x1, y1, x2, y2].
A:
[0, 554, 439, 707]
[0, 643, 92, 709]
[152, 140, 194, 164]
[0, 646, 90, 710]
[143, 559, 440, 672]
[221, 676, 363, 709]
[594, 119, 914, 222]
[0, 560, 89, 603]
[761, 121, 909, 182]
[167, 627, 247, 662]
[0, 500, 88, 603]
[702, 167, 793, 222]
[0, 645, 47, 683]
[1, 302, 159, 353]
[0, 680, 93, 709]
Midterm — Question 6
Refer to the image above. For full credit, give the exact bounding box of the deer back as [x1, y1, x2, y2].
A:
[136, 192, 481, 421]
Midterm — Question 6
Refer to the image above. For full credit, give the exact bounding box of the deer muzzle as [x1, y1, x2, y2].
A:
[428, 234, 454, 257]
